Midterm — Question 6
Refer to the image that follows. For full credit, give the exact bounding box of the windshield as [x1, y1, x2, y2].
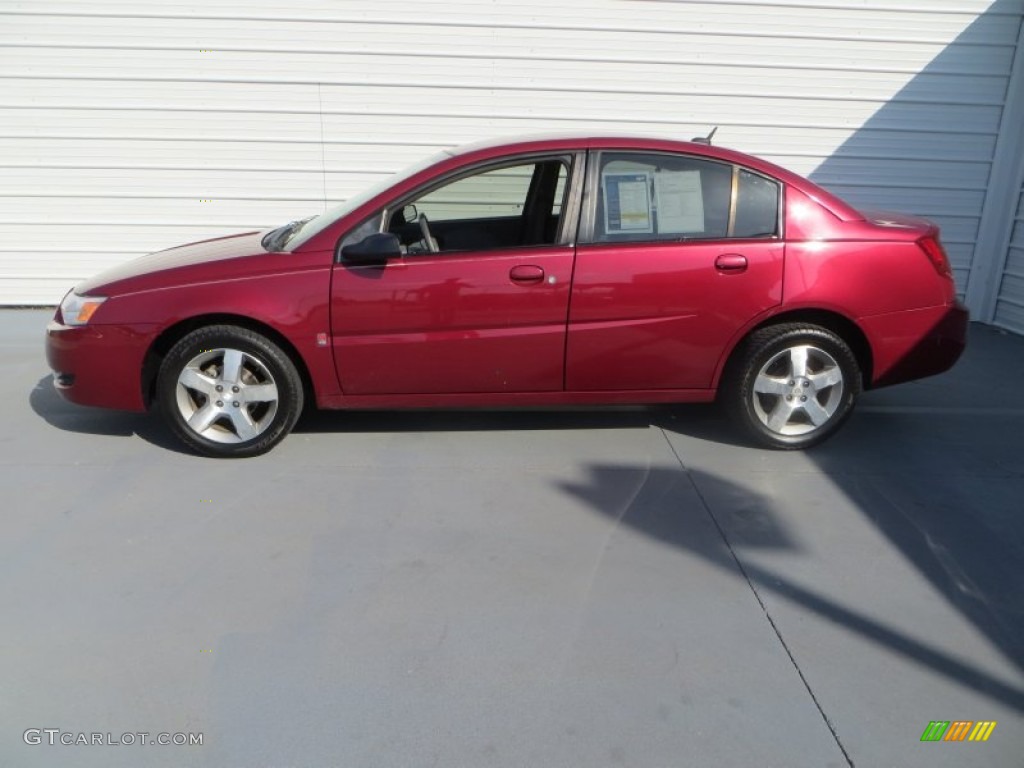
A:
[273, 149, 454, 251]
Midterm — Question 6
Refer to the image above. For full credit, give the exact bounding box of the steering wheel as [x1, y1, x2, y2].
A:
[417, 213, 439, 254]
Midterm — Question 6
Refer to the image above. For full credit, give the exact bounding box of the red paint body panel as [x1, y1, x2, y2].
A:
[53, 240, 338, 407]
[105, 260, 339, 400]
[782, 240, 948, 318]
[75, 231, 268, 296]
[330, 246, 574, 394]
[44, 133, 967, 422]
[46, 321, 155, 411]
[860, 303, 968, 387]
[567, 241, 784, 389]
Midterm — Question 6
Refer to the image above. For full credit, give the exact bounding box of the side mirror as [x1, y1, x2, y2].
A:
[340, 232, 402, 264]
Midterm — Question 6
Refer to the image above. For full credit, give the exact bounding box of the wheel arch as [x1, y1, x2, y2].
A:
[718, 308, 874, 391]
[141, 314, 316, 409]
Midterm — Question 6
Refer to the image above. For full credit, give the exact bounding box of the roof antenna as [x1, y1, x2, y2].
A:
[691, 126, 718, 145]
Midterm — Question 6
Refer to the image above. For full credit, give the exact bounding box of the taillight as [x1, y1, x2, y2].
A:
[918, 236, 953, 279]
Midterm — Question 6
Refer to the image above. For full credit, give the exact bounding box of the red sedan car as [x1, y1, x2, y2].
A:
[46, 134, 967, 457]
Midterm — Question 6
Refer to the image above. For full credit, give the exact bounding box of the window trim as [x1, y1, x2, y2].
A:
[578, 149, 783, 246]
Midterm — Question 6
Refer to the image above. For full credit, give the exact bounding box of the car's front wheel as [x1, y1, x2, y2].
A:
[723, 323, 861, 449]
[156, 325, 303, 457]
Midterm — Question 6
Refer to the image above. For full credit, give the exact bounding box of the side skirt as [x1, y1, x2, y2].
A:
[316, 388, 716, 410]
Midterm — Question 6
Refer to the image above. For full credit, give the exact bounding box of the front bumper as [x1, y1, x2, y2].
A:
[45, 319, 157, 411]
[862, 301, 969, 388]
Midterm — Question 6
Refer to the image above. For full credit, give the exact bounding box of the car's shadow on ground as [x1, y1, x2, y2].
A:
[29, 375, 191, 454]
[29, 373, 747, 450]
[36, 371, 987, 463]
[292, 402, 738, 438]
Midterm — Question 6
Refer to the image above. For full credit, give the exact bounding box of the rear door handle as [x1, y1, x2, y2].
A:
[715, 253, 748, 272]
[510, 265, 545, 284]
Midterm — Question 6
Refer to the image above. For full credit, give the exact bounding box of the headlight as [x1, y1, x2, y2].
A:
[59, 291, 107, 326]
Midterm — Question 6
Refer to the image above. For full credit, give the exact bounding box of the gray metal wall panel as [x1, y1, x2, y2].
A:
[993, 185, 1024, 332]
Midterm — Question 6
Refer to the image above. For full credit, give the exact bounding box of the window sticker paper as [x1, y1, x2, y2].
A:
[654, 170, 705, 234]
[603, 172, 653, 234]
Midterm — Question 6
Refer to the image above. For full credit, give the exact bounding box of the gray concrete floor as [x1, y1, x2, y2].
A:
[2, 308, 1023, 768]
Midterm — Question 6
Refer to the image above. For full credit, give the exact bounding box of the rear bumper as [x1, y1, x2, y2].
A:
[45, 318, 156, 411]
[862, 302, 968, 388]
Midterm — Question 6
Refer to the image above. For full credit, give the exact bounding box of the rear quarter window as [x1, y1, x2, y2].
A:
[734, 169, 780, 238]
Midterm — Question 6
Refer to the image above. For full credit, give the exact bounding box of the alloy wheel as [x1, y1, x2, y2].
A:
[750, 343, 845, 436]
[174, 348, 279, 443]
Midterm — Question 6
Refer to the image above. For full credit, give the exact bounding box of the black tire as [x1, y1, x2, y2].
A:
[722, 323, 861, 450]
[156, 325, 303, 457]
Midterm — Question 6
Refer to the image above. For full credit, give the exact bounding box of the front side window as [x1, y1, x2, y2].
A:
[588, 152, 779, 243]
[387, 157, 570, 254]
[414, 164, 535, 222]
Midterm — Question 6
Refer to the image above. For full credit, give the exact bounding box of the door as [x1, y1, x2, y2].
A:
[331, 155, 579, 395]
[566, 151, 784, 390]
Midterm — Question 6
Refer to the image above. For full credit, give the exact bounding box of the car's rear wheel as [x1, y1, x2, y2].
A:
[156, 325, 303, 457]
[723, 323, 861, 449]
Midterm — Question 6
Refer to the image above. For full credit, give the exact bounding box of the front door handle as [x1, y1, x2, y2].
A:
[715, 253, 748, 273]
[510, 265, 545, 284]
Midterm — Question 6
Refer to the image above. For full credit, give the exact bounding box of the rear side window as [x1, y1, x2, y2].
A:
[589, 151, 779, 243]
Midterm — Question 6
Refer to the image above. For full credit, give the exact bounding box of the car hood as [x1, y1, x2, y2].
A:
[75, 230, 268, 295]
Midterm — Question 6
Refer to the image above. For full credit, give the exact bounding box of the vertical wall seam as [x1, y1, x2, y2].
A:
[964, 12, 1024, 320]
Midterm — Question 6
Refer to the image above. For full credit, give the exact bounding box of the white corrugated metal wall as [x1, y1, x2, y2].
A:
[1, 0, 1022, 312]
